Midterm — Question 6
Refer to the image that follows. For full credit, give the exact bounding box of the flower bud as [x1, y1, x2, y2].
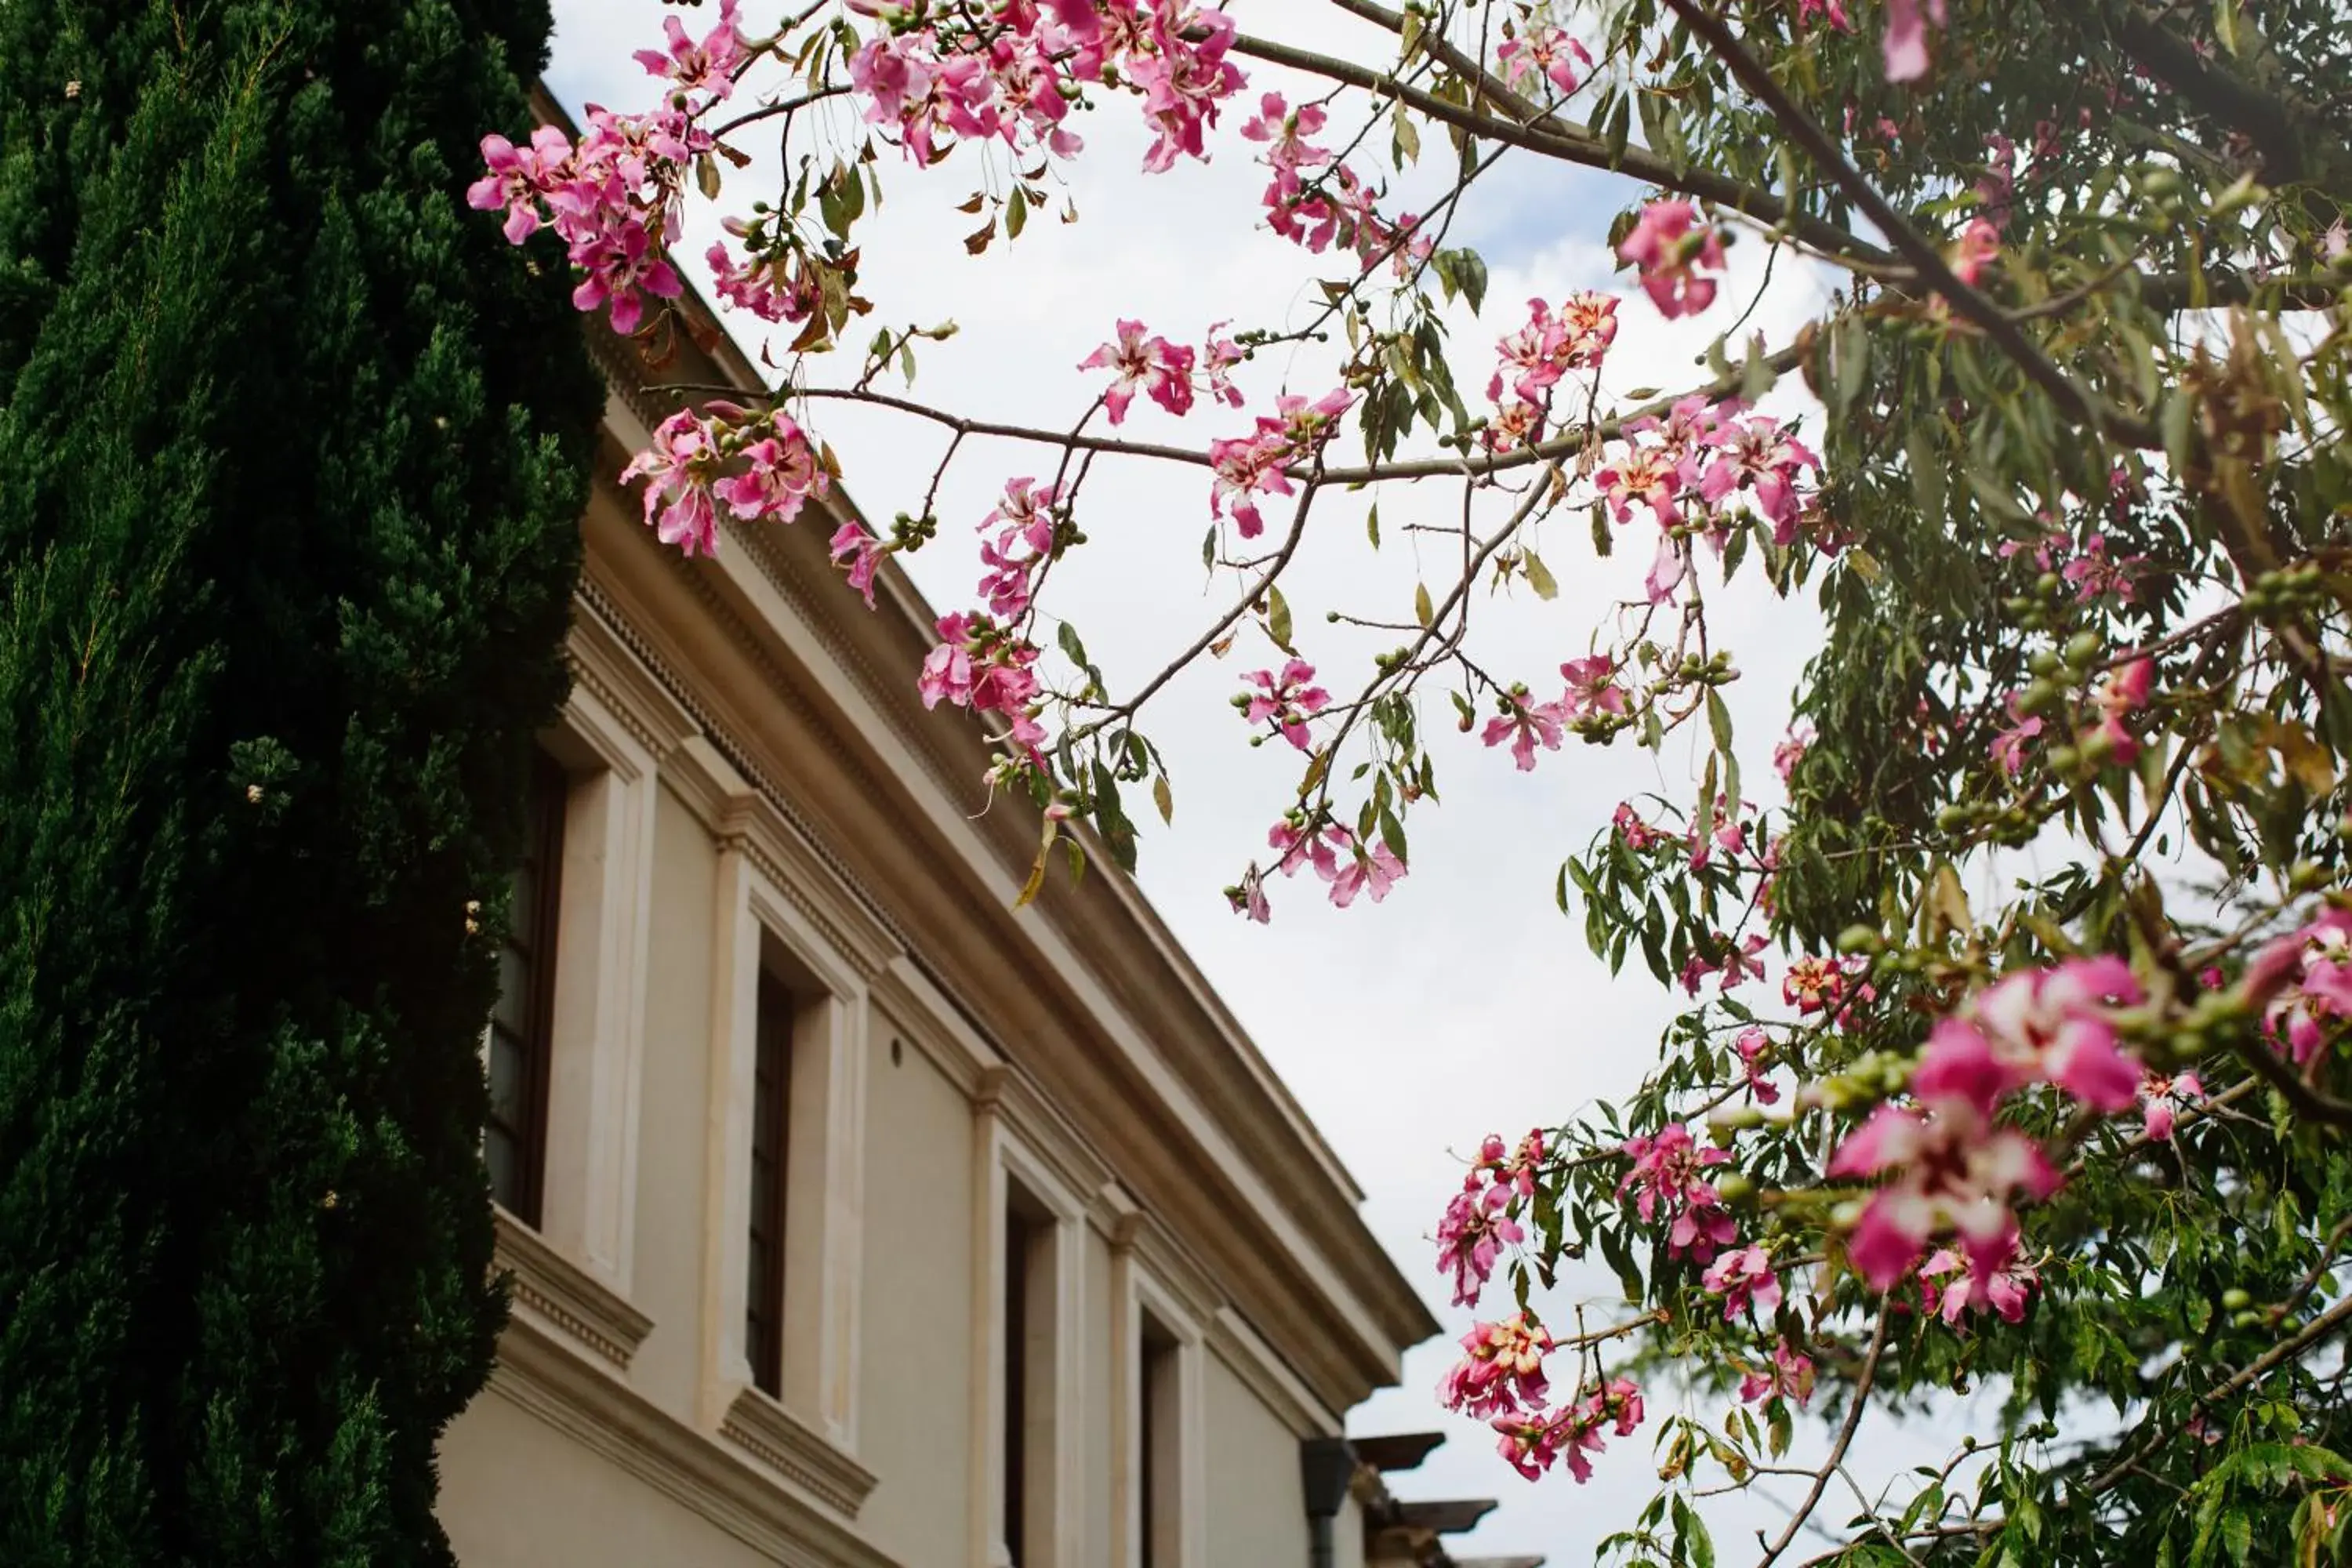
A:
[1714, 1172, 1755, 1204]
[1836, 924, 1882, 955]
[2063, 630, 2103, 667]
[2221, 1288, 2252, 1311]
[2028, 649, 2063, 677]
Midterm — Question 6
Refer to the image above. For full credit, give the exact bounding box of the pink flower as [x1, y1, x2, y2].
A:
[1739, 1341, 1816, 1408]
[469, 127, 571, 244]
[1491, 1377, 1644, 1483]
[1560, 655, 1628, 721]
[1773, 728, 1811, 785]
[2259, 908, 2352, 1064]
[1828, 1089, 2060, 1292]
[633, 0, 746, 103]
[1080, 319, 1197, 424]
[1919, 1232, 2037, 1324]
[1699, 416, 1820, 542]
[2140, 1070, 2203, 1142]
[1328, 833, 1407, 908]
[1436, 1183, 1525, 1308]
[1949, 217, 2002, 289]
[1965, 957, 2147, 1111]
[569, 215, 683, 335]
[1439, 1315, 1553, 1418]
[1207, 427, 1294, 539]
[2087, 656, 2154, 764]
[1702, 1244, 1782, 1322]
[1241, 659, 1332, 752]
[1682, 932, 1767, 998]
[1797, 0, 1852, 30]
[1595, 444, 1682, 528]
[1496, 26, 1594, 97]
[717, 418, 827, 526]
[1737, 1026, 1781, 1105]
[1202, 321, 1247, 407]
[1613, 803, 1661, 850]
[828, 523, 887, 608]
[1881, 0, 1949, 82]
[1616, 200, 1726, 318]
[1620, 1124, 1738, 1265]
[1482, 689, 1569, 771]
[1991, 692, 2044, 776]
[619, 405, 735, 557]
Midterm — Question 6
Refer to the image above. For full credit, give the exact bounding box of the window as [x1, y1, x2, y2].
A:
[487, 751, 568, 1225]
[1138, 1315, 1181, 1568]
[1002, 1179, 1066, 1566]
[745, 967, 796, 1399]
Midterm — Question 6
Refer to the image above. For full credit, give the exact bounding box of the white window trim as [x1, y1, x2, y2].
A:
[971, 1076, 1087, 1568]
[1112, 1247, 1207, 1568]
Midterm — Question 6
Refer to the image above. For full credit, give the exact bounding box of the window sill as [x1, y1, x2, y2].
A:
[493, 1207, 655, 1370]
[719, 1384, 880, 1518]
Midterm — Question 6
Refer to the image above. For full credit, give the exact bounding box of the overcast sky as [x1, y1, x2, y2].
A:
[542, 5, 1994, 1558]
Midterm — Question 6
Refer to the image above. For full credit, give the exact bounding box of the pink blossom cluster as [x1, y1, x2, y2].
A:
[1438, 1314, 1553, 1418]
[1491, 1377, 1645, 1484]
[1240, 93, 1430, 278]
[1595, 396, 1820, 607]
[1477, 655, 1632, 772]
[1681, 931, 1767, 998]
[470, 2, 760, 332]
[1207, 388, 1353, 538]
[1829, 956, 2148, 1298]
[1736, 1026, 1781, 1105]
[975, 477, 1062, 619]
[1618, 1123, 1737, 1265]
[1999, 529, 2145, 604]
[1918, 1243, 2035, 1325]
[2252, 906, 2352, 1065]
[1435, 1131, 1542, 1306]
[918, 612, 1048, 757]
[619, 401, 828, 557]
[1263, 815, 1407, 911]
[1240, 659, 1332, 752]
[2139, 1069, 2204, 1142]
[1739, 1340, 1816, 1407]
[1482, 294, 1618, 454]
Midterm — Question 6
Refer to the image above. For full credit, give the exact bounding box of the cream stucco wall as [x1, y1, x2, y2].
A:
[631, 783, 724, 1417]
[442, 1387, 770, 1568]
[1203, 1349, 1316, 1568]
[854, 1006, 978, 1566]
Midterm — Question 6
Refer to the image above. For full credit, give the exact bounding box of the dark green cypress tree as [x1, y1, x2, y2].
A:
[0, 2, 602, 1563]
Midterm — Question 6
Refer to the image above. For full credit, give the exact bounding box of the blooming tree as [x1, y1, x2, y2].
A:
[480, 0, 2352, 1560]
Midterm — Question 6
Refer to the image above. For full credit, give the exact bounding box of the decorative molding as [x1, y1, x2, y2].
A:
[495, 1210, 654, 1370]
[718, 1385, 881, 1519]
[566, 610, 697, 762]
[488, 1310, 899, 1568]
[869, 960, 1001, 1100]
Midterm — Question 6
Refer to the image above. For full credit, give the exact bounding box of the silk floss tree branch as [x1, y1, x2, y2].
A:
[481, 1, 2352, 1560]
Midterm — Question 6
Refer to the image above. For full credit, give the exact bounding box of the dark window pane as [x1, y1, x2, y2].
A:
[746, 967, 793, 1398]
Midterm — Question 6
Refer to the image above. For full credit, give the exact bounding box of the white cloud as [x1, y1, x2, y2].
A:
[544, 5, 1982, 1555]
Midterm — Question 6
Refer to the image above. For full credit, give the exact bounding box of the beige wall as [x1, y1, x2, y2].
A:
[443, 1391, 770, 1568]
[631, 784, 723, 1414]
[855, 1005, 978, 1566]
[1203, 1350, 1316, 1568]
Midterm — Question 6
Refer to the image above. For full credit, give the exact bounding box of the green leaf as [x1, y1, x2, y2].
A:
[1414, 583, 1433, 627]
[1523, 550, 1559, 601]
[1266, 584, 1294, 651]
[1007, 183, 1028, 238]
[1707, 688, 1733, 756]
[1392, 101, 1421, 165]
[1367, 502, 1381, 549]
[1152, 773, 1173, 825]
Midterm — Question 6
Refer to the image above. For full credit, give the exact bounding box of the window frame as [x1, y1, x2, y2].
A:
[486, 749, 570, 1227]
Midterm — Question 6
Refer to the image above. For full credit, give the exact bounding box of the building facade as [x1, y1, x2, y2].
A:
[434, 249, 1538, 1568]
